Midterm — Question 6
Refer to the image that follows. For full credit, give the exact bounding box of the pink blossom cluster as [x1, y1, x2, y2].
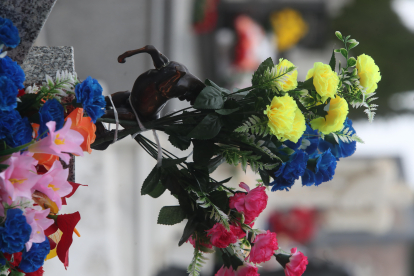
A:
[0, 119, 83, 251]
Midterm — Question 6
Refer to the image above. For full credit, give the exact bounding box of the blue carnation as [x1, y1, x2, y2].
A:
[0, 17, 20, 48]
[270, 150, 308, 191]
[0, 75, 18, 111]
[0, 209, 32, 254]
[38, 98, 64, 138]
[0, 56, 25, 89]
[302, 149, 337, 186]
[284, 125, 319, 155]
[0, 110, 32, 147]
[75, 76, 105, 123]
[19, 239, 50, 273]
[318, 118, 357, 159]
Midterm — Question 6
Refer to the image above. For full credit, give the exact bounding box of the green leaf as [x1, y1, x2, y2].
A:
[215, 107, 240, 115]
[179, 218, 198, 246]
[193, 86, 224, 110]
[230, 255, 244, 270]
[281, 147, 295, 155]
[193, 140, 217, 166]
[347, 57, 357, 67]
[0, 141, 34, 156]
[340, 48, 348, 58]
[161, 157, 187, 168]
[252, 57, 274, 86]
[335, 31, 343, 41]
[329, 50, 336, 71]
[187, 113, 223, 140]
[208, 155, 226, 173]
[148, 181, 166, 198]
[348, 42, 359, 50]
[259, 169, 270, 186]
[168, 134, 191, 150]
[301, 77, 315, 91]
[205, 79, 230, 94]
[9, 270, 25, 276]
[209, 190, 229, 214]
[0, 164, 9, 172]
[158, 206, 186, 225]
[141, 165, 162, 195]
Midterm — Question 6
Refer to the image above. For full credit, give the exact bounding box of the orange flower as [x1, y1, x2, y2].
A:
[33, 153, 60, 170]
[65, 108, 96, 153]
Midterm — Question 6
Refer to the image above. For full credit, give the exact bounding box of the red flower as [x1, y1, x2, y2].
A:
[187, 235, 213, 252]
[285, 248, 308, 276]
[215, 266, 235, 276]
[236, 263, 259, 276]
[25, 267, 45, 276]
[229, 184, 268, 224]
[230, 224, 246, 239]
[61, 181, 87, 205]
[206, 223, 237, 248]
[248, 230, 278, 264]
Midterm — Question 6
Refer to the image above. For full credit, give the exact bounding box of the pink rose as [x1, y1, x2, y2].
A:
[187, 235, 213, 252]
[229, 183, 268, 224]
[206, 223, 237, 248]
[248, 230, 278, 264]
[285, 248, 308, 276]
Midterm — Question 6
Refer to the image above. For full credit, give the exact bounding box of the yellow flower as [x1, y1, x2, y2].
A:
[264, 94, 306, 143]
[310, 95, 348, 135]
[262, 59, 298, 92]
[356, 54, 381, 94]
[306, 62, 339, 102]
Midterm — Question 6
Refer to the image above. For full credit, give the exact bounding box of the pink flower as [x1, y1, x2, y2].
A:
[229, 183, 268, 224]
[285, 248, 308, 276]
[33, 160, 73, 210]
[28, 118, 84, 164]
[216, 264, 259, 276]
[0, 152, 41, 204]
[187, 235, 213, 252]
[230, 223, 246, 239]
[24, 208, 54, 251]
[248, 230, 278, 264]
[236, 263, 259, 276]
[206, 223, 237, 248]
[216, 266, 235, 276]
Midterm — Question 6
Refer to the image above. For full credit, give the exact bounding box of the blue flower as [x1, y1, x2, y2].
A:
[0, 209, 32, 254]
[0, 110, 32, 147]
[19, 239, 50, 273]
[302, 149, 337, 186]
[0, 56, 25, 89]
[0, 17, 20, 48]
[38, 99, 64, 138]
[75, 76, 105, 123]
[0, 75, 18, 111]
[270, 150, 308, 191]
[284, 125, 319, 155]
[318, 118, 357, 159]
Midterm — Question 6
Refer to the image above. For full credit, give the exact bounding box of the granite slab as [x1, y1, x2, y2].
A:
[0, 0, 57, 64]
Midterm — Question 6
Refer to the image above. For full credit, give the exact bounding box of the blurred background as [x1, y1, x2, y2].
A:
[32, 0, 414, 275]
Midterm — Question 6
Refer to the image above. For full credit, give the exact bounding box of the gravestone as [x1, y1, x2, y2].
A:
[1, 1, 75, 181]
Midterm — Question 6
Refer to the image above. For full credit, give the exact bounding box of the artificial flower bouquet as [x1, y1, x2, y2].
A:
[0, 13, 382, 276]
[0, 17, 106, 275]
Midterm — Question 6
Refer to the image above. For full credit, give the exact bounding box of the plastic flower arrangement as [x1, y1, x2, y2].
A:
[1, 13, 381, 276]
[0, 17, 103, 275]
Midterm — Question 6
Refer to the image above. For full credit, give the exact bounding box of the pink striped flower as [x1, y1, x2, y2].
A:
[28, 118, 84, 164]
[0, 152, 41, 205]
[248, 230, 278, 264]
[24, 208, 54, 251]
[33, 160, 73, 210]
[206, 223, 237, 248]
[285, 248, 308, 276]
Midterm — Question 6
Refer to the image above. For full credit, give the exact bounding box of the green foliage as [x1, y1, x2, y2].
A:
[329, 50, 336, 71]
[158, 206, 186, 225]
[193, 140, 218, 167]
[141, 165, 162, 195]
[193, 86, 225, 110]
[148, 181, 167, 198]
[161, 157, 188, 168]
[179, 218, 198, 246]
[332, 126, 365, 144]
[252, 58, 274, 86]
[187, 113, 223, 140]
[188, 248, 208, 276]
[235, 115, 270, 137]
[215, 107, 240, 115]
[196, 194, 229, 230]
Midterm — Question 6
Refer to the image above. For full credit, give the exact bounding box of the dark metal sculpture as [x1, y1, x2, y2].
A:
[92, 45, 206, 150]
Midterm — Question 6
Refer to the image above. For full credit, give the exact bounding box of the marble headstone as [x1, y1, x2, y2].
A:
[0, 0, 57, 64]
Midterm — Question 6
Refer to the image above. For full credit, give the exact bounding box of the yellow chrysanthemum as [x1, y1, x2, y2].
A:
[310, 95, 349, 135]
[264, 94, 306, 143]
[306, 62, 339, 102]
[356, 54, 381, 94]
[262, 59, 298, 92]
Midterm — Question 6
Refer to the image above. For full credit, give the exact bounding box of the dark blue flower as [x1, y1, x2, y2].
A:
[0, 110, 32, 147]
[270, 150, 308, 191]
[284, 125, 319, 155]
[302, 149, 337, 186]
[75, 76, 105, 123]
[19, 239, 50, 273]
[0, 209, 32, 254]
[38, 99, 64, 138]
[0, 17, 20, 48]
[0, 256, 5, 266]
[318, 118, 357, 159]
[0, 56, 25, 89]
[0, 75, 18, 111]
